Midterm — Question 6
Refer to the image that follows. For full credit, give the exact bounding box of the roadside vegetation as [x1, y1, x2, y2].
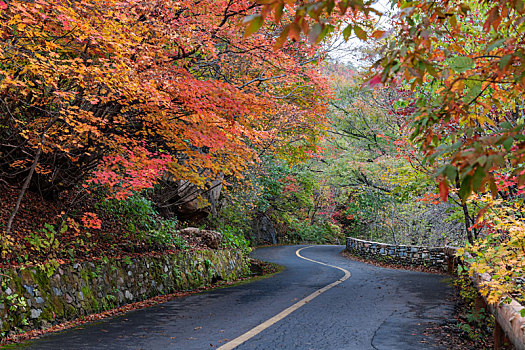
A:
[1, 1, 524, 343]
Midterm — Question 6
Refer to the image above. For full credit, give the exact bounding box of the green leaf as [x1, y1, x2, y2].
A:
[463, 79, 482, 103]
[321, 24, 335, 42]
[423, 62, 438, 77]
[499, 54, 512, 70]
[458, 175, 473, 202]
[472, 166, 485, 192]
[503, 137, 514, 151]
[342, 24, 352, 41]
[60, 223, 68, 234]
[477, 155, 487, 166]
[500, 121, 512, 130]
[447, 56, 475, 73]
[444, 165, 457, 181]
[353, 25, 367, 41]
[487, 38, 506, 52]
[308, 23, 323, 44]
[243, 14, 264, 38]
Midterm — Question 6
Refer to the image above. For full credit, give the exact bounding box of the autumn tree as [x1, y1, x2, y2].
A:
[243, 0, 525, 303]
[316, 61, 469, 245]
[0, 0, 331, 254]
[247, 0, 525, 199]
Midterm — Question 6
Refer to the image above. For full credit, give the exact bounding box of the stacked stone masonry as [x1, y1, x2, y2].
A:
[346, 237, 451, 271]
[0, 249, 249, 336]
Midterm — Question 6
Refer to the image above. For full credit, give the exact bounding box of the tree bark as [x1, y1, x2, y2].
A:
[4, 114, 59, 236]
[5, 147, 42, 236]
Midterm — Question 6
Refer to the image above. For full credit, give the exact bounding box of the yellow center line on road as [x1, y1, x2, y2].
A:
[217, 246, 351, 350]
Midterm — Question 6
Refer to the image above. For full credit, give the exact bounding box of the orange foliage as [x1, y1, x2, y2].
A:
[0, 0, 331, 201]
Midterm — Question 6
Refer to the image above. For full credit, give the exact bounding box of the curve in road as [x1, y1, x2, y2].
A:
[218, 246, 351, 349]
[16, 245, 455, 349]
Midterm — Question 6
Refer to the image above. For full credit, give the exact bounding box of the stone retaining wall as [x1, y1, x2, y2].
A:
[346, 237, 451, 271]
[0, 249, 249, 337]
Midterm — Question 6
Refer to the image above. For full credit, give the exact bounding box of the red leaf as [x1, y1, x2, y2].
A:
[438, 180, 449, 202]
[364, 74, 382, 87]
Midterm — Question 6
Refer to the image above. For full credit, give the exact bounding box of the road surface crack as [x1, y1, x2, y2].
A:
[370, 309, 397, 350]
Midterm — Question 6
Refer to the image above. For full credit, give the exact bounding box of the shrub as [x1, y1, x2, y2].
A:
[290, 219, 344, 244]
[219, 224, 250, 253]
[97, 193, 186, 249]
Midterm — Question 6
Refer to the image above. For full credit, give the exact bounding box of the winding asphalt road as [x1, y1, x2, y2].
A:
[16, 245, 455, 349]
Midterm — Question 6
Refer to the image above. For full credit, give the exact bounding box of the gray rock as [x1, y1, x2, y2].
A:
[30, 309, 42, 319]
[65, 293, 73, 304]
[178, 228, 222, 249]
[117, 290, 124, 303]
[23, 285, 35, 297]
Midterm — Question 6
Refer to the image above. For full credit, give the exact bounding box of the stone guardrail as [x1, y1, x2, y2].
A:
[0, 249, 249, 338]
[345, 237, 452, 271]
[346, 236, 525, 350]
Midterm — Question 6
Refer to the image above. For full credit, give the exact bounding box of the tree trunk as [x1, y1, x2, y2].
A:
[4, 114, 59, 237]
[5, 147, 42, 236]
